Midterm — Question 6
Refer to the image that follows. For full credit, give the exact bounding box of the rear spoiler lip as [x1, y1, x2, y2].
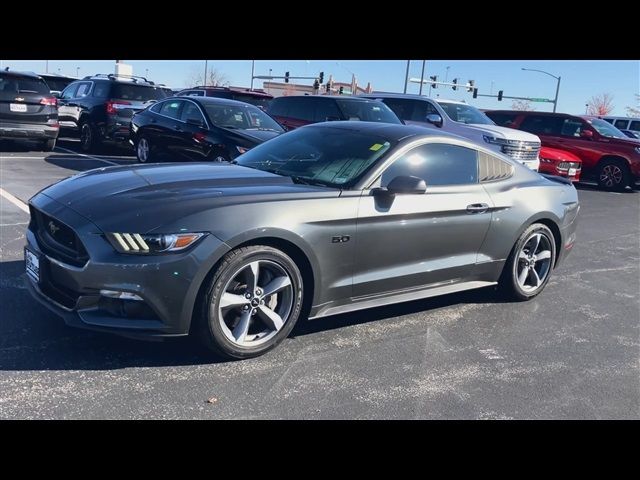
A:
[540, 173, 574, 186]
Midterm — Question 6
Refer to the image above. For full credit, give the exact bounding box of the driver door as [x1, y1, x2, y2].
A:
[353, 142, 492, 297]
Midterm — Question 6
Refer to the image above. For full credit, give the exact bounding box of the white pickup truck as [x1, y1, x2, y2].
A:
[362, 93, 541, 171]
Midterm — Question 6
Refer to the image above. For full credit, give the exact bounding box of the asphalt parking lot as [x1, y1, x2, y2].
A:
[0, 138, 638, 419]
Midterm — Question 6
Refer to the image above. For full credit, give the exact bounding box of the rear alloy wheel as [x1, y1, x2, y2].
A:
[136, 136, 154, 163]
[198, 246, 304, 359]
[79, 121, 100, 153]
[598, 159, 630, 191]
[41, 138, 56, 152]
[500, 223, 556, 301]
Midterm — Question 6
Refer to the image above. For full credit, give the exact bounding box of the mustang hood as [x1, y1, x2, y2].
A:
[36, 163, 337, 233]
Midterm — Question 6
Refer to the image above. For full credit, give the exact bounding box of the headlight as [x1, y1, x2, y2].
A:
[236, 146, 251, 154]
[483, 135, 509, 146]
[106, 232, 206, 254]
[635, 146, 640, 154]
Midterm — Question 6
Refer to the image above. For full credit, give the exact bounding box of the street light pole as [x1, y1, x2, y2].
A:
[521, 67, 561, 113]
[445, 66, 450, 82]
[250, 60, 255, 90]
[76, 67, 79, 78]
[403, 60, 410, 94]
[204, 60, 208, 86]
[418, 60, 426, 96]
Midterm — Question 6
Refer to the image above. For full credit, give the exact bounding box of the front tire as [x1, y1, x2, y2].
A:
[136, 136, 155, 163]
[597, 158, 631, 191]
[197, 245, 304, 359]
[500, 223, 556, 301]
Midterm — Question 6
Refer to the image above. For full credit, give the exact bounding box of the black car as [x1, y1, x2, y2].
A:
[177, 86, 273, 109]
[57, 74, 168, 152]
[0, 69, 59, 151]
[266, 95, 402, 130]
[25, 122, 579, 359]
[130, 96, 285, 163]
[38, 73, 77, 96]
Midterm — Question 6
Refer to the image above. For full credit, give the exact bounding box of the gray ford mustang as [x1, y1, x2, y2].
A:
[25, 122, 579, 358]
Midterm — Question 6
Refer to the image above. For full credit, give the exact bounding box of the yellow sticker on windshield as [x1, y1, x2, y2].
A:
[370, 143, 384, 151]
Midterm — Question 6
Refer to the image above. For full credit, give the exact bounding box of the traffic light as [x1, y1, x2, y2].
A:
[497, 90, 503, 101]
[452, 78, 458, 91]
[466, 80, 474, 92]
[339, 86, 344, 95]
[319, 71, 324, 84]
[285, 71, 290, 83]
[326, 82, 331, 93]
[473, 88, 478, 99]
[313, 79, 320, 90]
[430, 75, 437, 88]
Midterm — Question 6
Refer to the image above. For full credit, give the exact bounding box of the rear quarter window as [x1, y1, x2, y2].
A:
[0, 74, 49, 95]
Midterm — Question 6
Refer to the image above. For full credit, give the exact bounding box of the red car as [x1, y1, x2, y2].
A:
[539, 146, 581, 182]
[486, 110, 640, 190]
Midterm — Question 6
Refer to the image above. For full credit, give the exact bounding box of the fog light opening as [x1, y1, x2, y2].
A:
[100, 289, 144, 301]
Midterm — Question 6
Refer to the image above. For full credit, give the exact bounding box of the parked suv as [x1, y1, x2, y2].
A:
[177, 86, 273, 109]
[38, 73, 77, 97]
[266, 95, 402, 130]
[601, 116, 640, 137]
[58, 74, 168, 152]
[362, 93, 541, 171]
[486, 110, 640, 190]
[0, 69, 59, 151]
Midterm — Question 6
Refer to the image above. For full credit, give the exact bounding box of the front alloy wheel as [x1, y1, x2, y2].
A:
[598, 160, 630, 191]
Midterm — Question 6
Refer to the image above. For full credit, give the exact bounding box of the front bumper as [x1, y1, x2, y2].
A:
[0, 122, 59, 140]
[25, 193, 230, 339]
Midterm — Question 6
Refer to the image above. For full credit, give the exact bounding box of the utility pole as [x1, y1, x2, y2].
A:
[403, 60, 410, 94]
[445, 66, 450, 82]
[45, 60, 49, 73]
[418, 60, 426, 96]
[76, 67, 79, 78]
[204, 60, 208, 86]
[521, 67, 561, 112]
[250, 60, 255, 90]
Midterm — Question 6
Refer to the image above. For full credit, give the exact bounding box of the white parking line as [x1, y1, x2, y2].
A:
[0, 156, 46, 160]
[0, 187, 30, 213]
[54, 146, 119, 166]
[0, 222, 29, 226]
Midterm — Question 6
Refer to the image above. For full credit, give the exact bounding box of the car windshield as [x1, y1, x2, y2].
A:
[236, 126, 395, 188]
[437, 101, 493, 125]
[204, 103, 284, 132]
[112, 84, 167, 101]
[587, 118, 628, 139]
[335, 99, 402, 123]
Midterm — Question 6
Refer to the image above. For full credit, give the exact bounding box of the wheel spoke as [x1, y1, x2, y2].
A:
[257, 305, 284, 331]
[220, 292, 249, 310]
[244, 261, 260, 293]
[530, 233, 541, 253]
[518, 266, 529, 286]
[530, 268, 541, 287]
[537, 250, 552, 261]
[232, 310, 252, 343]
[519, 250, 528, 261]
[262, 275, 291, 296]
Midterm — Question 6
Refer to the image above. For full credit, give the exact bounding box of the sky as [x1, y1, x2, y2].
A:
[2, 59, 638, 116]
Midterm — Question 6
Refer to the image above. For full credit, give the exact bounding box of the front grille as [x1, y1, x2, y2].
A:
[30, 206, 89, 267]
[501, 141, 540, 161]
[557, 161, 581, 170]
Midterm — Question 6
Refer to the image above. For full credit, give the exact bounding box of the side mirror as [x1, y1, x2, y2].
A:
[426, 113, 443, 128]
[326, 116, 341, 122]
[375, 175, 427, 196]
[51, 91, 61, 99]
[580, 129, 594, 139]
[186, 117, 204, 127]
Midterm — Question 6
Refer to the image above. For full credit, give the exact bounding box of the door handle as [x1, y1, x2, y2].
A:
[174, 125, 182, 131]
[466, 203, 489, 214]
[150, 118, 157, 123]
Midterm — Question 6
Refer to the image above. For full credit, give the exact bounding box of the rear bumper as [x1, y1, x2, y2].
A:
[0, 122, 59, 140]
[102, 117, 134, 143]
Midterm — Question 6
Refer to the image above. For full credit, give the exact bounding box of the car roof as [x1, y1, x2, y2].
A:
[183, 86, 273, 98]
[301, 120, 463, 142]
[363, 92, 433, 101]
[487, 110, 575, 117]
[274, 95, 385, 102]
[38, 73, 77, 80]
[179, 96, 262, 108]
[0, 69, 43, 79]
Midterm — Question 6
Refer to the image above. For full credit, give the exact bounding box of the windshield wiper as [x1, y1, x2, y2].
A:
[289, 175, 333, 188]
[246, 127, 282, 132]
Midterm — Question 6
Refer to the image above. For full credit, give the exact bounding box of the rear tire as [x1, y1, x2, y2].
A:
[41, 138, 56, 152]
[196, 245, 304, 359]
[597, 158, 631, 191]
[499, 223, 556, 301]
[79, 121, 101, 153]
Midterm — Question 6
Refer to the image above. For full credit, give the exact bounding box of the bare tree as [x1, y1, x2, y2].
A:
[625, 94, 640, 118]
[511, 99, 535, 111]
[586, 93, 615, 116]
[184, 66, 229, 88]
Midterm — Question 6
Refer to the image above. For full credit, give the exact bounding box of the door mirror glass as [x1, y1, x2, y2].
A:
[580, 129, 593, 139]
[426, 113, 443, 127]
[385, 175, 427, 195]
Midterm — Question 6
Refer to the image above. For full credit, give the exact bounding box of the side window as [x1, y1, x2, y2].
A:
[410, 101, 438, 121]
[602, 118, 614, 124]
[478, 151, 514, 183]
[381, 143, 478, 187]
[159, 100, 183, 119]
[614, 119, 629, 130]
[92, 82, 110, 98]
[487, 112, 518, 127]
[267, 98, 289, 117]
[286, 98, 314, 122]
[381, 98, 415, 121]
[519, 115, 563, 136]
[74, 82, 92, 98]
[185, 90, 204, 97]
[313, 99, 341, 122]
[561, 118, 586, 137]
[180, 102, 205, 123]
[149, 101, 163, 113]
[61, 83, 79, 99]
[629, 120, 640, 131]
